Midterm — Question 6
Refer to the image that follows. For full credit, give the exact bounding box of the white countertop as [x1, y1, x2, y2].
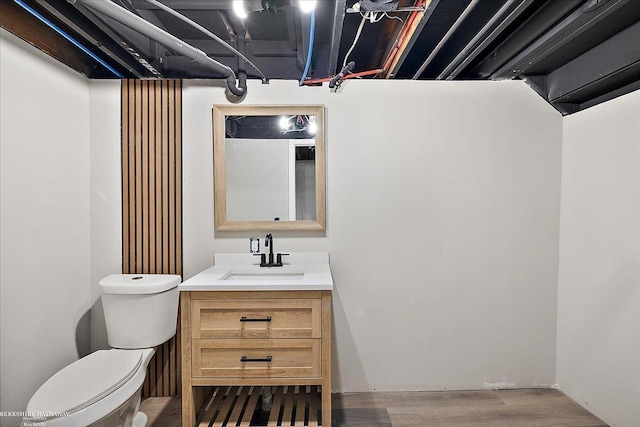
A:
[179, 253, 334, 291]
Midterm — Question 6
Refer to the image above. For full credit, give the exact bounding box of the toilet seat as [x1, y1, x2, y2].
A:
[28, 349, 144, 416]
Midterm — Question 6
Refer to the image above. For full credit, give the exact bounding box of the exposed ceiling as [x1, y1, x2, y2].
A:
[2, 0, 640, 114]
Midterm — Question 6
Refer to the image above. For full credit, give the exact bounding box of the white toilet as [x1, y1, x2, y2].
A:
[24, 274, 180, 427]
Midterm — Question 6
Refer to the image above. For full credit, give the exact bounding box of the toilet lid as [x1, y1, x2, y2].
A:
[28, 349, 144, 415]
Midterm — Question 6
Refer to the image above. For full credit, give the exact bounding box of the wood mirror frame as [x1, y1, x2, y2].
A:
[213, 104, 326, 231]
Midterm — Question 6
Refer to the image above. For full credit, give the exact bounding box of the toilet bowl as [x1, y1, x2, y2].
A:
[24, 274, 180, 427]
[24, 349, 154, 427]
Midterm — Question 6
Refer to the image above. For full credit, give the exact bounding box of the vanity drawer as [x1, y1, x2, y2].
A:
[191, 299, 322, 339]
[192, 339, 321, 378]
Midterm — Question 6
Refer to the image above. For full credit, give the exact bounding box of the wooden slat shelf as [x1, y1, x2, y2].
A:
[197, 386, 323, 427]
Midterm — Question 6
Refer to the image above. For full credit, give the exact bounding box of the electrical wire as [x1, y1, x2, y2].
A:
[343, 12, 368, 69]
[299, 9, 316, 86]
[360, 11, 384, 22]
[345, 10, 403, 70]
[384, 12, 404, 22]
[13, 0, 124, 78]
[304, 0, 421, 87]
[304, 68, 384, 85]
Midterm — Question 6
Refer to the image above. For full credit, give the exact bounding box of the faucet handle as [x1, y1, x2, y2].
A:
[275, 253, 289, 266]
[253, 253, 267, 267]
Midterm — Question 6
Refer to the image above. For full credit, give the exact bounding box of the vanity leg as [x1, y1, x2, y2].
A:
[322, 385, 331, 427]
[180, 292, 195, 427]
[321, 292, 332, 427]
[181, 387, 196, 427]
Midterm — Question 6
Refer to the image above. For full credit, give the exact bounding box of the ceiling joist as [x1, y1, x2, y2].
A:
[1, 0, 638, 114]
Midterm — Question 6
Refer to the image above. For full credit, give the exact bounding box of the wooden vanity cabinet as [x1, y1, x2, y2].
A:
[181, 290, 332, 427]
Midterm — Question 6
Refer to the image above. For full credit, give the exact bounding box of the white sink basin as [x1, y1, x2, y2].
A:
[179, 253, 333, 291]
[222, 272, 305, 281]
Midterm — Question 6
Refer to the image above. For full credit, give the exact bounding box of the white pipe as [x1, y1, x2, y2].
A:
[142, 0, 268, 84]
[72, 0, 246, 96]
[412, 0, 480, 79]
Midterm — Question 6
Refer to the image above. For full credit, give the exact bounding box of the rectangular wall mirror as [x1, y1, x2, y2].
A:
[213, 105, 326, 231]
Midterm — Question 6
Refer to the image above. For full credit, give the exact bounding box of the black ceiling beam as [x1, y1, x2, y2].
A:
[520, 74, 548, 97]
[0, 0, 127, 78]
[130, 0, 235, 10]
[1, 0, 95, 76]
[184, 39, 299, 57]
[520, 73, 576, 114]
[575, 78, 640, 112]
[545, 18, 640, 104]
[491, 0, 632, 80]
[469, 0, 582, 79]
[439, 0, 535, 80]
[388, 0, 441, 78]
[328, 0, 347, 76]
[412, 0, 481, 79]
[33, 0, 148, 78]
[129, 0, 303, 10]
[160, 54, 302, 79]
[285, 5, 297, 51]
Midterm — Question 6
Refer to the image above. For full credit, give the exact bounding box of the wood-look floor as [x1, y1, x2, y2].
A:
[139, 388, 608, 427]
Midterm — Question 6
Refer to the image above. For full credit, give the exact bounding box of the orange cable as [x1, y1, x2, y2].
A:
[301, 0, 425, 86]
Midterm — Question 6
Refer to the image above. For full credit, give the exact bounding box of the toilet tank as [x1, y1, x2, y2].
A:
[99, 274, 181, 349]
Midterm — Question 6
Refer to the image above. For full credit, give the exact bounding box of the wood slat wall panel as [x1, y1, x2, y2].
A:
[121, 79, 182, 397]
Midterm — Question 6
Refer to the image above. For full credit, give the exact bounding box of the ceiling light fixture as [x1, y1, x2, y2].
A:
[298, 0, 316, 13]
[233, 0, 248, 19]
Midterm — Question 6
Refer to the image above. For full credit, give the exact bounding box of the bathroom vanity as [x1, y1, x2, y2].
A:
[179, 253, 333, 427]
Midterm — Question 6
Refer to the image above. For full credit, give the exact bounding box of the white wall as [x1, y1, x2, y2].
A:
[0, 30, 92, 425]
[183, 79, 563, 392]
[557, 90, 640, 427]
[88, 80, 123, 351]
[226, 138, 290, 221]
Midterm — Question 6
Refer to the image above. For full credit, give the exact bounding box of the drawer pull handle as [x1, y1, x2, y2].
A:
[240, 316, 272, 322]
[240, 356, 273, 363]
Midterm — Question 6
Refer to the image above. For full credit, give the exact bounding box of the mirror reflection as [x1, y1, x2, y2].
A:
[213, 105, 325, 231]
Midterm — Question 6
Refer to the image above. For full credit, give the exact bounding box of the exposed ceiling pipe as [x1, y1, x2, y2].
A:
[141, 0, 268, 84]
[236, 32, 248, 92]
[439, 0, 536, 80]
[70, 0, 246, 97]
[306, 0, 428, 85]
[299, 9, 316, 85]
[383, 0, 427, 78]
[302, 0, 427, 87]
[437, 0, 534, 80]
[411, 0, 480, 79]
[32, 0, 147, 77]
[14, 0, 124, 78]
